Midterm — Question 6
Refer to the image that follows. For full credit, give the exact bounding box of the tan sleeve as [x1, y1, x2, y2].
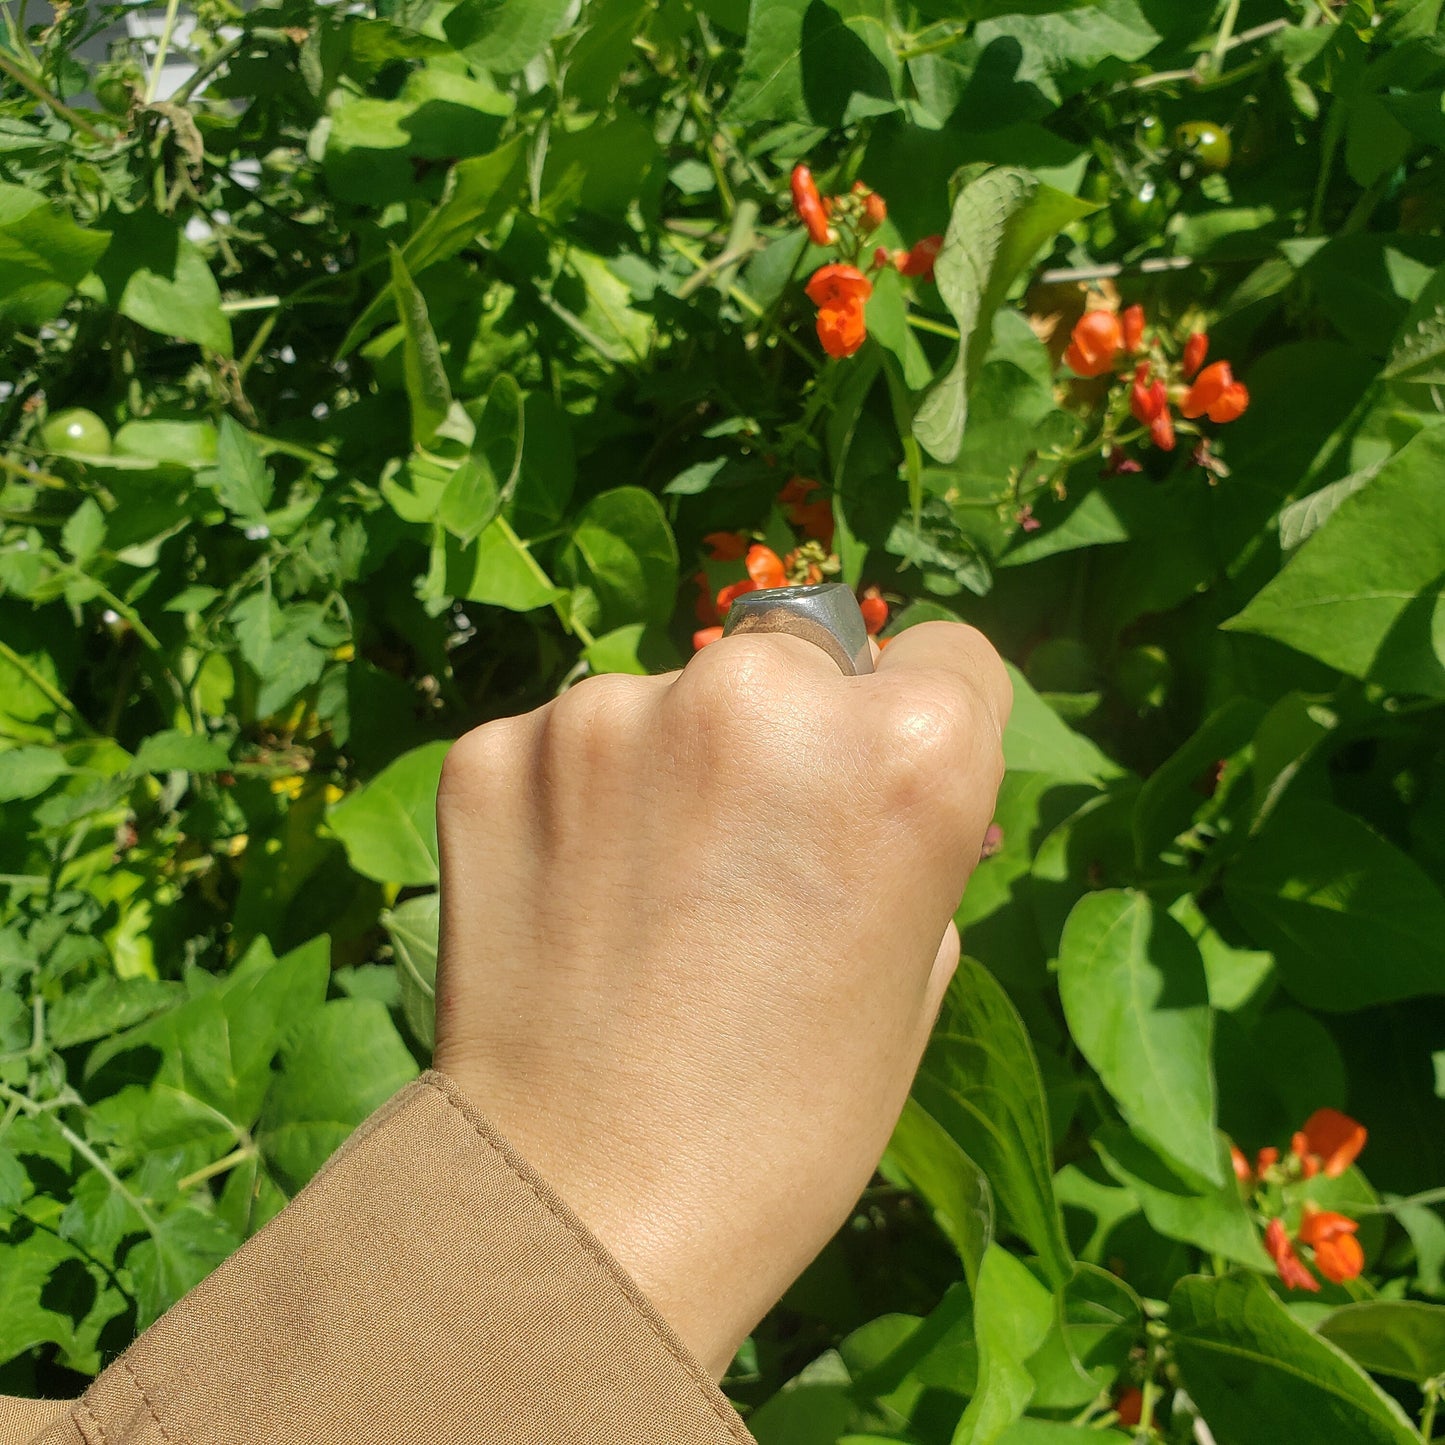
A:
[2, 1071, 754, 1445]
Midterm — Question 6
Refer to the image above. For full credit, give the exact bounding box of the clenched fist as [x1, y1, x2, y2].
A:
[432, 621, 1010, 1378]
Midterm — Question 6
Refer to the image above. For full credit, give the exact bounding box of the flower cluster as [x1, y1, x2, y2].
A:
[692, 478, 889, 650]
[1232, 1108, 1369, 1293]
[789, 164, 943, 359]
[1063, 303, 1249, 467]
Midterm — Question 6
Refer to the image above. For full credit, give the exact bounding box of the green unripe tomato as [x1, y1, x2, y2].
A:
[1137, 113, 1166, 149]
[1174, 121, 1232, 172]
[95, 77, 133, 114]
[1111, 178, 1167, 243]
[1114, 644, 1172, 713]
[38, 407, 112, 456]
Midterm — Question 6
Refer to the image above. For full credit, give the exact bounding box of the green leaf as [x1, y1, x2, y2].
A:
[1094, 1127, 1272, 1269]
[132, 729, 230, 774]
[556, 487, 679, 633]
[914, 168, 1093, 464]
[383, 890, 438, 1052]
[389, 246, 452, 446]
[328, 740, 451, 887]
[205, 417, 274, 523]
[725, 0, 901, 128]
[1317, 1301, 1445, 1385]
[127, 1204, 240, 1330]
[94, 209, 232, 356]
[443, 517, 563, 612]
[1224, 800, 1445, 1011]
[1171, 1274, 1421, 1445]
[61, 498, 105, 565]
[0, 745, 68, 801]
[1224, 425, 1445, 697]
[1004, 664, 1120, 785]
[583, 624, 682, 676]
[954, 1245, 1054, 1445]
[438, 374, 524, 544]
[1025, 1264, 1142, 1412]
[911, 959, 1073, 1287]
[0, 183, 110, 326]
[443, 0, 574, 71]
[1058, 890, 1220, 1186]
[886, 1097, 994, 1291]
[257, 998, 419, 1194]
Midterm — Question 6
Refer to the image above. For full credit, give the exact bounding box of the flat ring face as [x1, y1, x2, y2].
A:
[721, 583, 875, 676]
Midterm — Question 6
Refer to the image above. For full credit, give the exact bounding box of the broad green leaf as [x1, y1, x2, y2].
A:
[0, 1223, 128, 1370]
[1383, 262, 1445, 385]
[384, 890, 438, 1052]
[1171, 1274, 1421, 1445]
[997, 1426, 1129, 1445]
[1025, 1265, 1142, 1412]
[1003, 665, 1119, 785]
[953, 1245, 1054, 1445]
[61, 498, 105, 564]
[94, 209, 232, 356]
[0, 183, 110, 326]
[46, 976, 179, 1049]
[914, 169, 1093, 464]
[1317, 1301, 1445, 1384]
[204, 417, 274, 524]
[442, 517, 563, 612]
[1133, 700, 1265, 866]
[132, 729, 230, 774]
[1059, 890, 1220, 1185]
[257, 998, 419, 1194]
[0, 745, 68, 801]
[887, 1097, 993, 1291]
[583, 624, 681, 676]
[323, 68, 512, 202]
[1225, 425, 1445, 697]
[1225, 800, 1445, 1011]
[1094, 1127, 1271, 1270]
[438, 374, 524, 544]
[328, 740, 451, 887]
[229, 595, 339, 717]
[443, 0, 574, 71]
[127, 1204, 240, 1329]
[389, 247, 452, 446]
[557, 487, 679, 633]
[912, 959, 1073, 1287]
[725, 0, 901, 128]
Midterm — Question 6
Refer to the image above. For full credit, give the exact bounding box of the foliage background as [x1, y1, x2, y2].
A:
[2, 0, 1445, 1439]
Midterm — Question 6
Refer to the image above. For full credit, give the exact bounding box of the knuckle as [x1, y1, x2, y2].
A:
[872, 681, 1001, 830]
[677, 636, 801, 725]
[541, 673, 646, 766]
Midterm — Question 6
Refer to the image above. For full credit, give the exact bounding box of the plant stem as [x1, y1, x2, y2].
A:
[0, 636, 92, 732]
[0, 49, 106, 142]
[906, 313, 960, 340]
[1211, 0, 1243, 76]
[1422, 1382, 1439, 1443]
[144, 0, 184, 103]
[177, 1143, 255, 1192]
[0, 452, 68, 489]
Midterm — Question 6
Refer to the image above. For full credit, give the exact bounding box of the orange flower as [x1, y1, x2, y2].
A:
[703, 530, 748, 561]
[806, 264, 872, 358]
[1231, 1144, 1253, 1186]
[745, 544, 786, 589]
[1265, 1218, 1320, 1293]
[1256, 1145, 1279, 1175]
[1182, 331, 1209, 379]
[1299, 1206, 1364, 1285]
[1181, 360, 1250, 423]
[1292, 1108, 1367, 1179]
[1115, 1387, 1144, 1428]
[859, 586, 888, 635]
[693, 625, 724, 651]
[790, 164, 834, 247]
[779, 476, 835, 545]
[853, 181, 887, 232]
[895, 234, 943, 281]
[1129, 364, 1176, 452]
[1121, 304, 1145, 353]
[1064, 310, 1124, 378]
[716, 578, 757, 616]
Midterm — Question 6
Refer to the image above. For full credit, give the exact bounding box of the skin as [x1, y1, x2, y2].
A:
[432, 620, 1012, 1379]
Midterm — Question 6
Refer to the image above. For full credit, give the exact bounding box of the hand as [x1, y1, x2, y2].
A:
[432, 621, 1011, 1378]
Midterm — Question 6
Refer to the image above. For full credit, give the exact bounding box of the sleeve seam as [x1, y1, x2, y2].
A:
[419, 1072, 753, 1445]
[118, 1361, 178, 1445]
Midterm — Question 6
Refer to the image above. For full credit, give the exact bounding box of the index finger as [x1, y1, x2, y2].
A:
[872, 621, 1013, 737]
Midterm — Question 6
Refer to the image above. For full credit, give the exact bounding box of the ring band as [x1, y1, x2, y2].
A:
[721, 583, 875, 677]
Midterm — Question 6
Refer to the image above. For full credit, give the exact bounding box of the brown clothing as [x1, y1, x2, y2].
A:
[0, 1072, 756, 1444]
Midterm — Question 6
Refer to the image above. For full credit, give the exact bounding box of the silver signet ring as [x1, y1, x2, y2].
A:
[722, 583, 875, 677]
